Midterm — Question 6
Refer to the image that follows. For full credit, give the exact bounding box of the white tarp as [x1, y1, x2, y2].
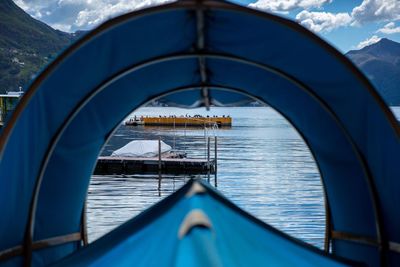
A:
[111, 140, 172, 157]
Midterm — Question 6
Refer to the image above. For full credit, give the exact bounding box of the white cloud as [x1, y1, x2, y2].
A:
[57, 0, 86, 5]
[74, 0, 173, 28]
[13, 0, 29, 11]
[296, 10, 352, 32]
[51, 23, 72, 32]
[356, 35, 381, 49]
[13, 0, 173, 32]
[249, 0, 400, 34]
[13, 0, 45, 19]
[376, 22, 400, 34]
[249, 0, 331, 13]
[351, 0, 400, 25]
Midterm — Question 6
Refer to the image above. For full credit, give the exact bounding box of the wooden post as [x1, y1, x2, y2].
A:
[214, 136, 217, 171]
[158, 137, 162, 171]
[207, 136, 211, 182]
[204, 125, 207, 159]
[158, 175, 162, 197]
[207, 137, 211, 165]
[173, 119, 176, 150]
[158, 136, 162, 196]
[214, 136, 217, 187]
[184, 122, 187, 155]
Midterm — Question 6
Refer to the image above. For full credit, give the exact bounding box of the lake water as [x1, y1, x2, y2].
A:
[87, 106, 400, 249]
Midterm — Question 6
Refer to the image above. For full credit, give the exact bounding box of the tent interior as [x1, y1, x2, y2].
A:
[0, 0, 399, 266]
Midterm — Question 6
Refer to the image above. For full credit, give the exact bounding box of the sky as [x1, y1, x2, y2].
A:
[12, 0, 400, 53]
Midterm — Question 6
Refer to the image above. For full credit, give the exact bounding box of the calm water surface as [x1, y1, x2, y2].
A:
[87, 106, 400, 248]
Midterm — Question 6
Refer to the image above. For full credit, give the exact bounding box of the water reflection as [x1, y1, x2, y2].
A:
[87, 107, 325, 248]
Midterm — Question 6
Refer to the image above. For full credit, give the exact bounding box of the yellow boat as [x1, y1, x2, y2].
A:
[125, 115, 232, 127]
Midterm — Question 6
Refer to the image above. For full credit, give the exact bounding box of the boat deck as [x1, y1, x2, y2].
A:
[125, 116, 232, 127]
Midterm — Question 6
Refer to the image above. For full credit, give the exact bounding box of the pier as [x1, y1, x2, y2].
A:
[94, 136, 218, 175]
[94, 156, 215, 175]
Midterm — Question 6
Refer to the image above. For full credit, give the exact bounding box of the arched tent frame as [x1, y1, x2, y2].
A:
[0, 0, 399, 266]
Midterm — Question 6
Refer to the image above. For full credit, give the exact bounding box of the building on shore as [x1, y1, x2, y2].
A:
[0, 91, 23, 126]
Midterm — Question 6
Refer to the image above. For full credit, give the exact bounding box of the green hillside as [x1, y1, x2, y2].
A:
[0, 0, 76, 93]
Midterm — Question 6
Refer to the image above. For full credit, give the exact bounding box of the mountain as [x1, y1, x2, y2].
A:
[347, 38, 400, 106]
[0, 0, 78, 93]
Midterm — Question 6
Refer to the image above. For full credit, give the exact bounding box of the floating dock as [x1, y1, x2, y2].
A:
[94, 156, 215, 175]
[125, 116, 232, 127]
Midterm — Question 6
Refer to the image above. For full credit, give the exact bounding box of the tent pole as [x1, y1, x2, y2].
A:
[195, 0, 210, 110]
[80, 200, 88, 246]
[24, 52, 384, 264]
[324, 198, 332, 252]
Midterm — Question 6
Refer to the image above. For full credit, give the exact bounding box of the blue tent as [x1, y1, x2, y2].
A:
[0, 0, 399, 266]
[52, 179, 355, 267]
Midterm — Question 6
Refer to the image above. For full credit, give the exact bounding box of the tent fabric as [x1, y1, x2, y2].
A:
[111, 140, 171, 157]
[0, 0, 398, 266]
[52, 179, 355, 267]
[156, 88, 256, 107]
